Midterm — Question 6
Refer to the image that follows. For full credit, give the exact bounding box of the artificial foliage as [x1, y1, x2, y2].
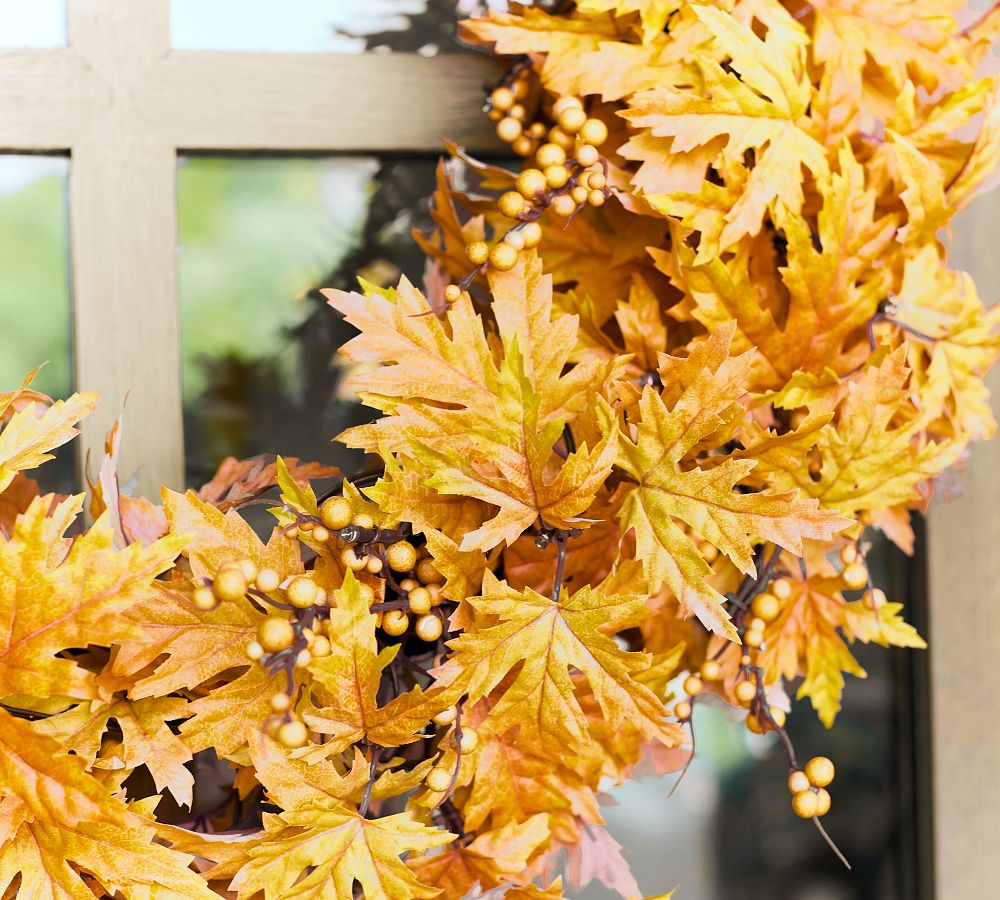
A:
[3, 1, 1000, 897]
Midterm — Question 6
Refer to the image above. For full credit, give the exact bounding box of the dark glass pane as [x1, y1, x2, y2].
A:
[582, 534, 928, 899]
[172, 0, 477, 55]
[177, 154, 443, 486]
[0, 0, 66, 48]
[0, 154, 75, 491]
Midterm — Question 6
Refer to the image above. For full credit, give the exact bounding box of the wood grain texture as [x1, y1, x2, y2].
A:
[67, 0, 185, 496]
[927, 193, 1000, 899]
[146, 51, 503, 152]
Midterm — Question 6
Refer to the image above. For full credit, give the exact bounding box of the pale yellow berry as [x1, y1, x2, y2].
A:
[294, 649, 312, 668]
[386, 541, 418, 573]
[491, 86, 514, 111]
[745, 712, 764, 734]
[503, 230, 525, 250]
[415, 613, 444, 643]
[270, 692, 291, 713]
[772, 577, 794, 601]
[842, 562, 868, 590]
[552, 96, 583, 116]
[399, 578, 419, 593]
[277, 720, 308, 749]
[752, 592, 781, 622]
[246, 640, 265, 661]
[544, 164, 569, 189]
[353, 513, 375, 529]
[838, 544, 858, 565]
[425, 767, 452, 793]
[683, 675, 703, 696]
[792, 789, 819, 818]
[587, 189, 606, 207]
[744, 629, 763, 649]
[508, 103, 526, 121]
[700, 659, 722, 681]
[496, 116, 523, 142]
[193, 586, 218, 611]
[311, 525, 330, 543]
[585, 171, 606, 190]
[528, 121, 547, 138]
[286, 576, 318, 609]
[341, 546, 367, 571]
[366, 555, 384, 574]
[465, 241, 489, 265]
[432, 707, 457, 727]
[788, 770, 811, 794]
[535, 142, 566, 168]
[804, 756, 835, 787]
[734, 680, 757, 707]
[312, 635, 332, 657]
[238, 559, 258, 583]
[408, 587, 433, 615]
[579, 118, 608, 146]
[815, 787, 831, 816]
[319, 496, 353, 531]
[490, 242, 519, 272]
[444, 284, 462, 304]
[512, 135, 536, 157]
[498, 190, 527, 219]
[255, 567, 281, 593]
[768, 706, 786, 728]
[213, 567, 248, 603]
[558, 106, 587, 133]
[674, 700, 692, 720]
[575, 143, 599, 166]
[382, 610, 410, 637]
[458, 728, 479, 753]
[416, 558, 442, 585]
[551, 194, 577, 217]
[520, 221, 543, 248]
[571, 185, 589, 205]
[357, 583, 376, 607]
[516, 168, 548, 200]
[258, 617, 295, 653]
[428, 585, 444, 607]
[547, 126, 576, 151]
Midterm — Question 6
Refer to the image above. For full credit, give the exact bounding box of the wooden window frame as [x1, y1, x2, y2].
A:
[1, 2, 996, 896]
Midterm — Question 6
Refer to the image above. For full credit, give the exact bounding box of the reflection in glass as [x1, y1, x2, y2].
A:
[0, 0, 66, 48]
[172, 0, 497, 55]
[582, 535, 927, 900]
[177, 155, 441, 486]
[0, 154, 74, 490]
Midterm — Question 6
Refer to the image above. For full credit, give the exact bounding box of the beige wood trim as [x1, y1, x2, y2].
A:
[67, 0, 185, 497]
[0, 49, 107, 150]
[145, 51, 503, 152]
[927, 194, 1000, 899]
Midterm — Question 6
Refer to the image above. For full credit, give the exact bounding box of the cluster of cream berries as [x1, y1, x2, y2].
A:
[441, 95, 610, 304]
[788, 756, 835, 819]
[322, 496, 449, 643]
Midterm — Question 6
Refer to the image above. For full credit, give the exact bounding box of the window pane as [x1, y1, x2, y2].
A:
[172, 0, 480, 54]
[0, 0, 66, 47]
[585, 535, 926, 899]
[0, 154, 74, 489]
[178, 155, 441, 486]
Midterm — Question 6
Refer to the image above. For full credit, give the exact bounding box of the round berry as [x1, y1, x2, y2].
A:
[579, 118, 608, 146]
[425, 766, 452, 793]
[357, 583, 375, 606]
[804, 756, 835, 787]
[516, 168, 547, 200]
[700, 659, 722, 681]
[277, 720, 308, 749]
[512, 136, 536, 157]
[792, 789, 819, 818]
[258, 617, 295, 653]
[788, 770, 810, 794]
[745, 712, 764, 734]
[255, 566, 281, 593]
[192, 586, 218, 611]
[509, 103, 526, 121]
[814, 787, 831, 816]
[246, 640, 264, 661]
[552, 96, 583, 116]
[415, 613, 443, 643]
[520, 221, 543, 248]
[416, 558, 442, 585]
[270, 692, 291, 713]
[528, 121, 547, 138]
[771, 577, 793, 601]
[734, 680, 757, 706]
[535, 142, 566, 168]
[544, 164, 569, 189]
[432, 707, 457, 727]
[319, 496, 353, 531]
[674, 700, 692, 720]
[490, 242, 519, 272]
[842, 562, 868, 590]
[312, 635, 332, 657]
[504, 230, 526, 251]
[353, 513, 375, 529]
[444, 284, 462, 303]
[341, 546, 367, 571]
[382, 610, 410, 637]
[386, 541, 418, 573]
[311, 525, 330, 544]
[408, 587, 433, 615]
[213, 567, 248, 603]
[458, 728, 479, 752]
[683, 674, 703, 696]
[498, 190, 526, 219]
[558, 106, 587, 133]
[588, 189, 606, 207]
[751, 592, 781, 622]
[768, 706, 786, 728]
[551, 194, 577, 217]
[585, 171, 606, 190]
[571, 185, 589, 205]
[491, 86, 514, 111]
[496, 117, 523, 142]
[286, 576, 318, 609]
[238, 559, 258, 583]
[575, 144, 599, 166]
[839, 544, 858, 565]
[743, 628, 763, 649]
[465, 241, 489, 265]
